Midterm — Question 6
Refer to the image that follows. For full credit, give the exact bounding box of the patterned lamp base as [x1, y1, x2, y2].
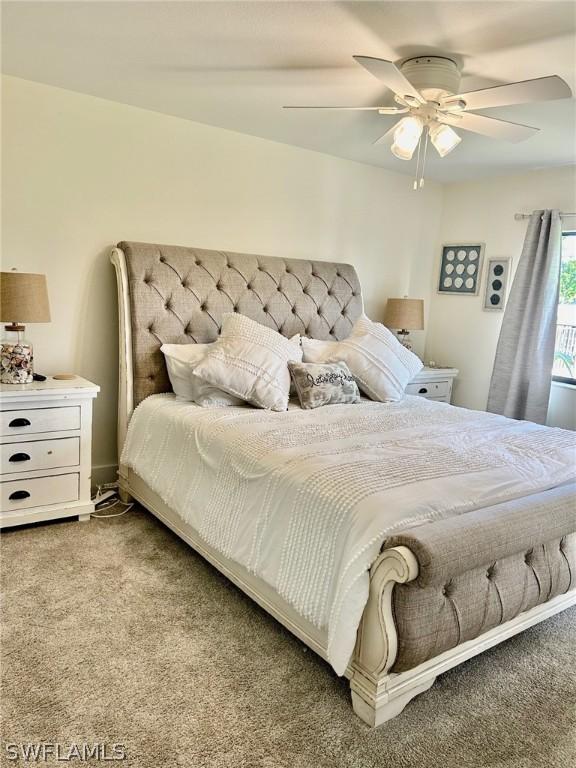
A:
[1, 341, 34, 384]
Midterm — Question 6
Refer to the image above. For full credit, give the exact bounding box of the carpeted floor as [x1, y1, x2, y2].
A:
[1, 506, 575, 768]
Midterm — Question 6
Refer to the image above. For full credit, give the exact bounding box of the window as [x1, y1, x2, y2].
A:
[553, 231, 576, 384]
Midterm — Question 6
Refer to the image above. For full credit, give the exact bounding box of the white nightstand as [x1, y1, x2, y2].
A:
[0, 377, 99, 528]
[406, 367, 458, 403]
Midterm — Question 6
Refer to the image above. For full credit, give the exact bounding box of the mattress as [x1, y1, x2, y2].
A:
[122, 394, 576, 674]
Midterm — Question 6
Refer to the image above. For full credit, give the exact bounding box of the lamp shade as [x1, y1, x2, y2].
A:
[0, 272, 51, 324]
[383, 298, 424, 330]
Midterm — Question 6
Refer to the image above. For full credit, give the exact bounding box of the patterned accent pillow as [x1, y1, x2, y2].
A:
[194, 314, 303, 411]
[302, 315, 423, 402]
[288, 361, 360, 409]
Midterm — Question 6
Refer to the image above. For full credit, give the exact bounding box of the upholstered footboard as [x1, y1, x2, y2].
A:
[350, 483, 576, 726]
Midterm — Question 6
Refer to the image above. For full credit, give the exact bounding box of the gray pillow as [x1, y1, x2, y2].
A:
[288, 361, 360, 410]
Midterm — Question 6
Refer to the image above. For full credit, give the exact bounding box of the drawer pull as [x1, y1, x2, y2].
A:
[8, 490, 30, 501]
[9, 417, 31, 428]
[9, 452, 31, 463]
[418, 387, 428, 394]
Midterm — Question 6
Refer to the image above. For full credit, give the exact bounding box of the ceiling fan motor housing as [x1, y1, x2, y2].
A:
[400, 56, 461, 102]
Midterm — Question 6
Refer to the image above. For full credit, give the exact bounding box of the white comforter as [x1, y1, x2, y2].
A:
[122, 394, 576, 674]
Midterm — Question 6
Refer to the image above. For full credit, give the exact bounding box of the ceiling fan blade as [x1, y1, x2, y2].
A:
[439, 112, 539, 142]
[353, 56, 425, 104]
[374, 121, 400, 146]
[283, 105, 388, 111]
[450, 76, 572, 111]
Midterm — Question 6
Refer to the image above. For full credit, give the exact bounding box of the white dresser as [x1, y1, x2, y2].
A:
[406, 367, 458, 403]
[0, 377, 99, 528]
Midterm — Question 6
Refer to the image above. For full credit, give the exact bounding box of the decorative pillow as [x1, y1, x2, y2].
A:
[193, 314, 303, 411]
[288, 361, 360, 409]
[161, 343, 244, 407]
[301, 315, 423, 402]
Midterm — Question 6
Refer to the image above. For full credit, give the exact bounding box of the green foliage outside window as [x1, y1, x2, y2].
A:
[559, 257, 576, 304]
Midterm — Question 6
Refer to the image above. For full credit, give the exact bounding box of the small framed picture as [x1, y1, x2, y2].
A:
[483, 257, 511, 311]
[438, 243, 485, 295]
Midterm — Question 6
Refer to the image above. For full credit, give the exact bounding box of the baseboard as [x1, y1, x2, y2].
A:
[92, 463, 118, 488]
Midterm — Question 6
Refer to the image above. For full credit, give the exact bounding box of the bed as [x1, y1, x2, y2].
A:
[111, 241, 576, 726]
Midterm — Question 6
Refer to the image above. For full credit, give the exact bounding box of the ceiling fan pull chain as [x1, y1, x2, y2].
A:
[419, 130, 430, 189]
[413, 134, 423, 191]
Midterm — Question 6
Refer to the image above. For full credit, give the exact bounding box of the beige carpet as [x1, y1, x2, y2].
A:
[2, 507, 575, 768]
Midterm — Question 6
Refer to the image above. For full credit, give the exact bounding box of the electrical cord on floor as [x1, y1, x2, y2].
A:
[91, 482, 134, 519]
[91, 501, 134, 519]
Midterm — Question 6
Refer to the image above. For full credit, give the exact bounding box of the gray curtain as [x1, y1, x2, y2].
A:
[487, 209, 562, 423]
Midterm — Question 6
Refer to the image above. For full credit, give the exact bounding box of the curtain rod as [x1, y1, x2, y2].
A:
[514, 212, 576, 220]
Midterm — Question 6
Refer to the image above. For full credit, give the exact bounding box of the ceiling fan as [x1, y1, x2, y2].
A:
[284, 55, 572, 187]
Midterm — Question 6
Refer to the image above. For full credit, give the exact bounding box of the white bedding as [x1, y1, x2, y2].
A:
[122, 394, 576, 674]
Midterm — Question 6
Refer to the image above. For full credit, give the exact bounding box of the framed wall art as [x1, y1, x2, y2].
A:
[483, 257, 511, 311]
[438, 243, 485, 295]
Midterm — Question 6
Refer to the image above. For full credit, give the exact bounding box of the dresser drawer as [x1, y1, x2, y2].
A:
[1, 437, 80, 475]
[0, 406, 80, 436]
[1, 473, 79, 512]
[406, 380, 451, 398]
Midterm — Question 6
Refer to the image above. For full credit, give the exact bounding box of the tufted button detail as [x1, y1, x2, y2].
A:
[524, 550, 534, 565]
[233, 306, 239, 312]
[148, 374, 155, 381]
[148, 325, 154, 333]
[560, 537, 566, 551]
[317, 308, 322, 315]
[277, 285, 282, 292]
[292, 307, 297, 314]
[263, 305, 269, 313]
[159, 255, 165, 263]
[486, 566, 495, 579]
[200, 303, 207, 311]
[441, 586, 448, 597]
[216, 281, 222, 290]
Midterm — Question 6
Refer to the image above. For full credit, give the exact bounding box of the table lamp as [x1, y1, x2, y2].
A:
[383, 297, 424, 351]
[0, 271, 51, 384]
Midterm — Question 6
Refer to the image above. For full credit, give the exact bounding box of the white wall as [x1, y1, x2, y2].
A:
[1, 75, 443, 479]
[425, 166, 576, 427]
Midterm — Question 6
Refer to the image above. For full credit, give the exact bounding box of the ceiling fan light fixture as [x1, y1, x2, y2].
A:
[429, 122, 461, 157]
[391, 116, 424, 160]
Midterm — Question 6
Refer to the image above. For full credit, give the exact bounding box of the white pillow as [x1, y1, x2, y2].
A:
[161, 343, 244, 407]
[301, 315, 423, 402]
[193, 314, 303, 411]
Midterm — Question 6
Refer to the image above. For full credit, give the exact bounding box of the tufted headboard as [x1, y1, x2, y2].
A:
[111, 241, 363, 461]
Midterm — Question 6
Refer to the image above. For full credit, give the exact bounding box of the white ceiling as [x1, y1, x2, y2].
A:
[2, 1, 575, 182]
